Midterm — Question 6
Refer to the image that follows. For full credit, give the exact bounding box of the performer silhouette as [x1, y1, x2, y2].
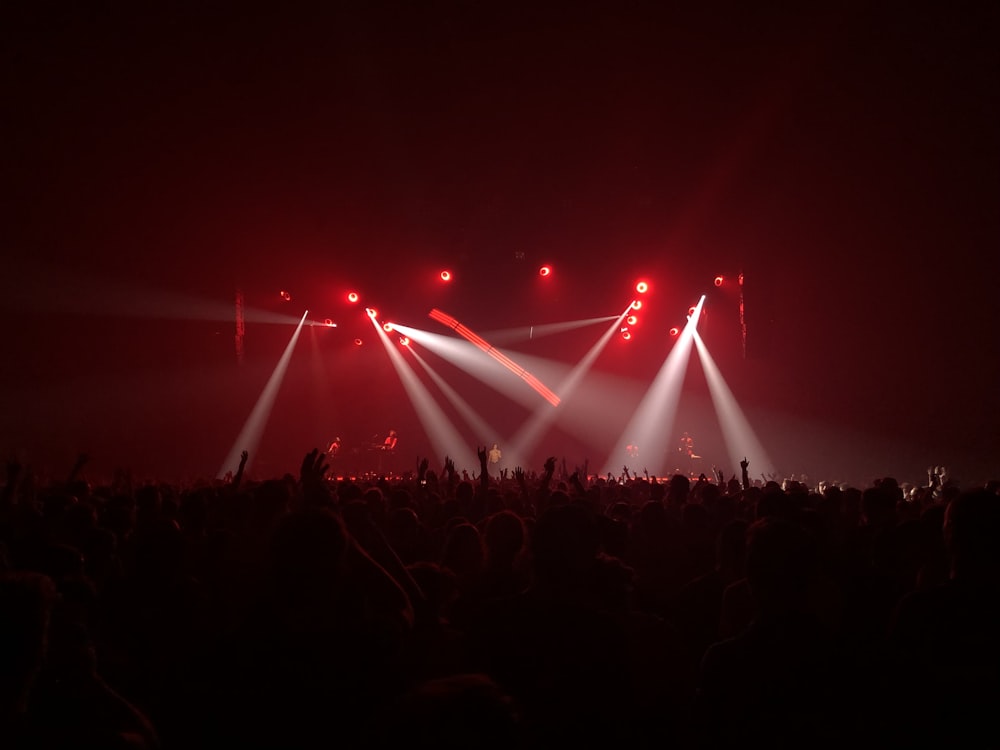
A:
[326, 436, 342, 458]
[382, 430, 398, 451]
[678, 432, 700, 474]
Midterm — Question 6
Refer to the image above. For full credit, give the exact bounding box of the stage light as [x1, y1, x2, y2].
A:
[635, 281, 649, 294]
[669, 327, 680, 337]
[440, 270, 452, 282]
[280, 290, 292, 301]
[714, 276, 724, 287]
[626, 315, 638, 326]
[429, 308, 561, 406]
[383, 322, 394, 332]
[217, 310, 307, 478]
[366, 307, 378, 318]
[399, 336, 410, 346]
[622, 330, 632, 340]
[688, 306, 697, 317]
[539, 265, 552, 277]
[354, 338, 363, 346]
[324, 318, 336, 327]
[347, 292, 359, 303]
[631, 300, 642, 310]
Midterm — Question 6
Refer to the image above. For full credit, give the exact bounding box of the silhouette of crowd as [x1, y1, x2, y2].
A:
[2, 447, 998, 748]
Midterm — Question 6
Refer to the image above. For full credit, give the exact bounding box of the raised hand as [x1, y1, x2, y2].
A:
[740, 457, 750, 471]
[444, 456, 455, 476]
[478, 446, 488, 465]
[300, 448, 329, 485]
[544, 456, 556, 475]
[232, 449, 249, 488]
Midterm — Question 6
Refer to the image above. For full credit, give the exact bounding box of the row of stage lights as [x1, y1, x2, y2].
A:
[279, 272, 730, 345]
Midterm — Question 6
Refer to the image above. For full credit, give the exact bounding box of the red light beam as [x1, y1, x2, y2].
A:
[429, 308, 561, 406]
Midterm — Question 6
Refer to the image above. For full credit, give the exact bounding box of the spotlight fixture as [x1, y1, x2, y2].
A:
[631, 300, 642, 310]
[354, 338, 363, 346]
[399, 336, 410, 346]
[347, 292, 359, 303]
[622, 330, 632, 340]
[539, 265, 552, 277]
[323, 319, 336, 327]
[688, 306, 697, 316]
[383, 322, 394, 332]
[669, 327, 680, 337]
[280, 290, 292, 301]
[626, 315, 638, 326]
[714, 276, 724, 287]
[635, 281, 649, 294]
[440, 270, 452, 282]
[366, 307, 378, 318]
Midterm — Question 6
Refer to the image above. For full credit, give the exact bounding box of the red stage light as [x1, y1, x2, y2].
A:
[635, 281, 649, 294]
[669, 327, 680, 336]
[688, 306, 697, 316]
[428, 308, 561, 406]
[626, 315, 638, 325]
[440, 270, 452, 282]
[323, 318, 336, 327]
[399, 336, 410, 346]
[280, 290, 292, 301]
[539, 265, 552, 277]
[354, 338, 363, 346]
[631, 300, 642, 310]
[622, 330, 632, 340]
[383, 322, 394, 332]
[347, 292, 359, 303]
[714, 275, 724, 287]
[366, 307, 378, 318]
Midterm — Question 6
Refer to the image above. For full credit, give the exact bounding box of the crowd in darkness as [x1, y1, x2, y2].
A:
[2, 446, 998, 749]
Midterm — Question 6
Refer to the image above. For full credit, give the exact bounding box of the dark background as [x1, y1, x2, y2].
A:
[2, 2, 998, 485]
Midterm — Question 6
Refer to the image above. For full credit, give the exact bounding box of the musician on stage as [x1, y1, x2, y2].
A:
[382, 430, 398, 451]
[678, 432, 696, 458]
[326, 436, 342, 458]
